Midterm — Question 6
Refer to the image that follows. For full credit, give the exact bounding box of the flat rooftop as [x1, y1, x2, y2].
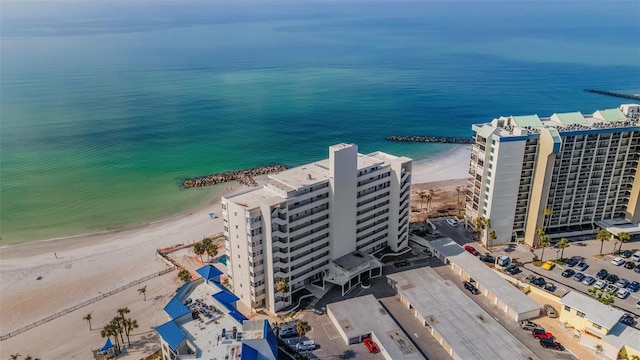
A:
[327, 294, 425, 360]
[160, 279, 246, 359]
[560, 291, 625, 330]
[387, 268, 537, 360]
[596, 219, 640, 236]
[427, 238, 539, 315]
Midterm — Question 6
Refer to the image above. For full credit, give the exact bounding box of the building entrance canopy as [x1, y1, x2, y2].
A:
[324, 252, 382, 295]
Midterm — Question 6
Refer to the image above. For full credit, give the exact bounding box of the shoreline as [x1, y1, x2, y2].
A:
[0, 144, 471, 251]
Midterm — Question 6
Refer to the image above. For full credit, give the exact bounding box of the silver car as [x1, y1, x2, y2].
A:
[594, 280, 607, 290]
[582, 276, 595, 285]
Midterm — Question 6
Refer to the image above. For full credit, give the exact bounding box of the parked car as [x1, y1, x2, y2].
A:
[576, 262, 589, 271]
[636, 301, 640, 310]
[363, 337, 379, 353]
[505, 264, 521, 275]
[394, 259, 410, 267]
[446, 218, 459, 227]
[562, 269, 575, 278]
[616, 278, 629, 288]
[635, 266, 640, 274]
[624, 261, 636, 270]
[542, 260, 555, 270]
[479, 254, 495, 263]
[296, 340, 317, 351]
[596, 269, 608, 280]
[620, 314, 635, 326]
[612, 257, 625, 266]
[533, 277, 546, 287]
[496, 255, 510, 267]
[618, 289, 630, 299]
[621, 250, 633, 258]
[631, 251, 640, 262]
[627, 281, 639, 292]
[607, 274, 620, 284]
[544, 283, 557, 292]
[464, 245, 479, 256]
[582, 276, 596, 285]
[572, 272, 585, 282]
[539, 338, 563, 350]
[594, 280, 607, 290]
[280, 327, 298, 338]
[464, 281, 480, 295]
[566, 258, 579, 267]
[607, 284, 619, 294]
[543, 304, 558, 318]
[519, 320, 540, 331]
[532, 328, 554, 339]
[525, 275, 537, 283]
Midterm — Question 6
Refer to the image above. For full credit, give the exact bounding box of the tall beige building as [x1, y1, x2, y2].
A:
[466, 104, 640, 247]
[222, 144, 411, 314]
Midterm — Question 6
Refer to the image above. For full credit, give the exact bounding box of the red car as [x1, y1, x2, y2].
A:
[363, 337, 379, 353]
[464, 245, 479, 256]
[532, 328, 554, 339]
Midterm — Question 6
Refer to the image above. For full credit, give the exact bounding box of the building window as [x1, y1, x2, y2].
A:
[564, 305, 571, 311]
[577, 311, 585, 318]
[593, 323, 602, 330]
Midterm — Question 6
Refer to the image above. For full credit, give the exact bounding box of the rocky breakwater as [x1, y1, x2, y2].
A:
[387, 135, 473, 144]
[182, 164, 288, 188]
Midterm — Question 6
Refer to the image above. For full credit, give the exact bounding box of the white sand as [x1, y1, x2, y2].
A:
[0, 145, 470, 359]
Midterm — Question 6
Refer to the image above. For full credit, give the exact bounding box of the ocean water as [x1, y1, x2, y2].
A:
[1, 1, 639, 244]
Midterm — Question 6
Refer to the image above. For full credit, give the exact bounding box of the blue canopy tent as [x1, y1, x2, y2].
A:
[100, 338, 113, 351]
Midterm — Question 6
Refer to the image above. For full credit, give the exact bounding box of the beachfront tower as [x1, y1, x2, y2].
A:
[465, 104, 640, 247]
[222, 144, 411, 314]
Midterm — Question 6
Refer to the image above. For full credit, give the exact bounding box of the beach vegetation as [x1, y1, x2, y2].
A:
[473, 216, 490, 243]
[539, 235, 551, 262]
[488, 230, 497, 250]
[597, 229, 611, 255]
[588, 287, 615, 306]
[276, 278, 289, 304]
[83, 311, 93, 331]
[138, 285, 147, 301]
[543, 208, 553, 232]
[296, 320, 311, 346]
[417, 191, 428, 212]
[178, 268, 192, 283]
[205, 238, 218, 261]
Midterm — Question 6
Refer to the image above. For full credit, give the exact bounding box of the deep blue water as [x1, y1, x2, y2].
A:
[1, 1, 639, 243]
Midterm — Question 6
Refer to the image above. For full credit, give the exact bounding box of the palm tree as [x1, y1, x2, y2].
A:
[556, 238, 570, 260]
[543, 208, 553, 232]
[23, 356, 32, 360]
[455, 186, 461, 214]
[474, 216, 489, 242]
[202, 237, 213, 261]
[206, 240, 218, 261]
[83, 312, 93, 331]
[276, 278, 288, 304]
[535, 227, 545, 248]
[618, 232, 631, 252]
[101, 322, 120, 355]
[417, 191, 428, 212]
[138, 285, 147, 301]
[488, 230, 497, 250]
[539, 235, 551, 262]
[193, 242, 206, 263]
[597, 229, 611, 255]
[178, 268, 192, 283]
[427, 188, 436, 212]
[9, 353, 21, 360]
[123, 318, 139, 346]
[296, 320, 311, 350]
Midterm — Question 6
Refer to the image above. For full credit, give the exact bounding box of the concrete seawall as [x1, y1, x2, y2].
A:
[387, 135, 473, 144]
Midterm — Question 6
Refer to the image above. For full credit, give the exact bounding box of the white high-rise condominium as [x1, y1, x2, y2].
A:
[222, 144, 411, 313]
[466, 104, 640, 247]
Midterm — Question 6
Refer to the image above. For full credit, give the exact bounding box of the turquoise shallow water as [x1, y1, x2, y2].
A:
[1, 1, 639, 244]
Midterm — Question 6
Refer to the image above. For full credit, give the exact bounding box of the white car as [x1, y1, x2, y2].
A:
[445, 218, 458, 227]
[296, 340, 317, 351]
[617, 289, 630, 299]
[611, 257, 625, 266]
[594, 280, 607, 290]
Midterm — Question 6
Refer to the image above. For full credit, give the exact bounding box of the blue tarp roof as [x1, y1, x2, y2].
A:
[213, 289, 240, 305]
[156, 321, 187, 351]
[99, 338, 113, 351]
[164, 297, 191, 320]
[241, 343, 259, 360]
[196, 265, 223, 281]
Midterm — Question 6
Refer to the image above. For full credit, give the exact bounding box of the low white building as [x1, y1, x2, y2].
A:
[422, 237, 540, 321]
[222, 143, 411, 313]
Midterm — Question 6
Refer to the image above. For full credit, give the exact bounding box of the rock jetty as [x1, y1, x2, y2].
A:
[183, 164, 288, 188]
[585, 89, 640, 100]
[386, 135, 473, 144]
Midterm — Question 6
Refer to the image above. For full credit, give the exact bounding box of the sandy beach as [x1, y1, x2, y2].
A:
[0, 145, 470, 359]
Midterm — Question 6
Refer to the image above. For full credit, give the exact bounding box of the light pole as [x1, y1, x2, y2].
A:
[556, 250, 560, 261]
